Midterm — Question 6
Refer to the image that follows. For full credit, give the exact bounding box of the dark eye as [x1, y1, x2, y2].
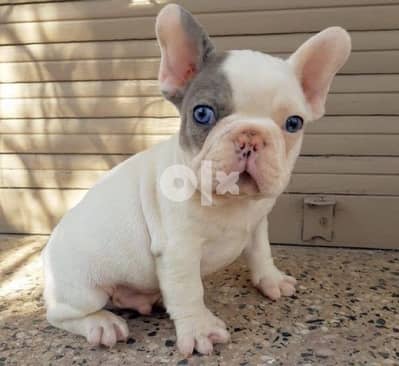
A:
[193, 105, 216, 125]
[285, 115, 304, 133]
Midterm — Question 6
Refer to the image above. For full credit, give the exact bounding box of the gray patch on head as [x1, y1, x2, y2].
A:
[163, 6, 216, 106]
[180, 6, 215, 66]
[178, 52, 234, 152]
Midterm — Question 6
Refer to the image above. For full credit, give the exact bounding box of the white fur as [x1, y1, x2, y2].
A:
[223, 50, 309, 119]
[43, 7, 351, 355]
[43, 133, 283, 353]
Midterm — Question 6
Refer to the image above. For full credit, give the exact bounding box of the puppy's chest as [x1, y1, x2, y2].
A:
[197, 210, 255, 275]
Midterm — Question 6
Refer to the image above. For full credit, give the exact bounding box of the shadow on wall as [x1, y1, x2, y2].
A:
[0, 1, 179, 235]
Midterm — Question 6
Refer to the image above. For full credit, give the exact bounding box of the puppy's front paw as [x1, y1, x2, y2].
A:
[256, 267, 297, 301]
[85, 310, 129, 347]
[175, 309, 230, 356]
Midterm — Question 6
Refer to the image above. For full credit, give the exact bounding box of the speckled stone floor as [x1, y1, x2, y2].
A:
[0, 235, 398, 366]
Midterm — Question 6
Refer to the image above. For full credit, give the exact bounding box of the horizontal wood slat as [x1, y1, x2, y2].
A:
[2, 154, 398, 174]
[1, 5, 399, 45]
[1, 51, 398, 83]
[1, 75, 398, 99]
[1, 117, 398, 135]
[2, 169, 398, 196]
[2, 0, 399, 23]
[1, 30, 399, 63]
[305, 116, 399, 134]
[295, 156, 399, 174]
[0, 80, 161, 98]
[1, 189, 398, 249]
[0, 39, 159, 63]
[302, 135, 399, 156]
[331, 75, 399, 93]
[214, 30, 399, 53]
[287, 174, 399, 195]
[0, 0, 69, 5]
[0, 134, 170, 154]
[0, 59, 160, 83]
[0, 153, 128, 170]
[0, 168, 105, 188]
[0, 93, 398, 118]
[0, 79, 162, 98]
[1, 133, 398, 155]
[0, 96, 176, 118]
[0, 117, 180, 134]
[326, 93, 399, 115]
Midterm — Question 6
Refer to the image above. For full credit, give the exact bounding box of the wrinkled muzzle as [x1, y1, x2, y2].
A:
[191, 118, 292, 199]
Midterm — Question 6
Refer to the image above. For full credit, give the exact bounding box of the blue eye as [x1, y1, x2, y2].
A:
[193, 105, 216, 125]
[285, 115, 304, 133]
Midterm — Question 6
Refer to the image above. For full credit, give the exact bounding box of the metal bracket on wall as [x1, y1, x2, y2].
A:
[302, 196, 336, 242]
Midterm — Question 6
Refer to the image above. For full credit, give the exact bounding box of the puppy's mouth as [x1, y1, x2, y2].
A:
[237, 170, 260, 194]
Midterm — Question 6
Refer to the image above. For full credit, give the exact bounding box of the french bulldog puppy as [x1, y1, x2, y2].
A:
[43, 4, 351, 355]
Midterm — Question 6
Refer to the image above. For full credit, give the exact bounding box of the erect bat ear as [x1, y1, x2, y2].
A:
[155, 4, 215, 105]
[288, 27, 351, 120]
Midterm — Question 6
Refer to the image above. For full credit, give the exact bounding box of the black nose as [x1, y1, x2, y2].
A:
[239, 146, 252, 159]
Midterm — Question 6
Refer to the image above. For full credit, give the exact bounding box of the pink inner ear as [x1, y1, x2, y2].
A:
[160, 39, 198, 90]
[157, 6, 199, 95]
[184, 64, 197, 82]
[289, 27, 351, 120]
[300, 49, 333, 112]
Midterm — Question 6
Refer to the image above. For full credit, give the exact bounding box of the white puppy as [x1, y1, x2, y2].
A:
[43, 4, 351, 356]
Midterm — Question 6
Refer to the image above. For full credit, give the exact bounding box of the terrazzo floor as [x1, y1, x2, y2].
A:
[0, 235, 398, 366]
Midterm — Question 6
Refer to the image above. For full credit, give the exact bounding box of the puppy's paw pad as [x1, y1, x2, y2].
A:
[257, 272, 297, 300]
[283, 275, 297, 286]
[176, 310, 230, 356]
[258, 283, 281, 300]
[86, 310, 129, 347]
[280, 277, 296, 297]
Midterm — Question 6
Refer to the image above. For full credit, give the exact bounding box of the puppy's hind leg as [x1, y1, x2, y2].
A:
[45, 285, 129, 347]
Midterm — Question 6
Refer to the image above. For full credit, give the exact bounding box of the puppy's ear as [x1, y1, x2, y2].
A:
[156, 4, 215, 105]
[288, 27, 351, 120]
